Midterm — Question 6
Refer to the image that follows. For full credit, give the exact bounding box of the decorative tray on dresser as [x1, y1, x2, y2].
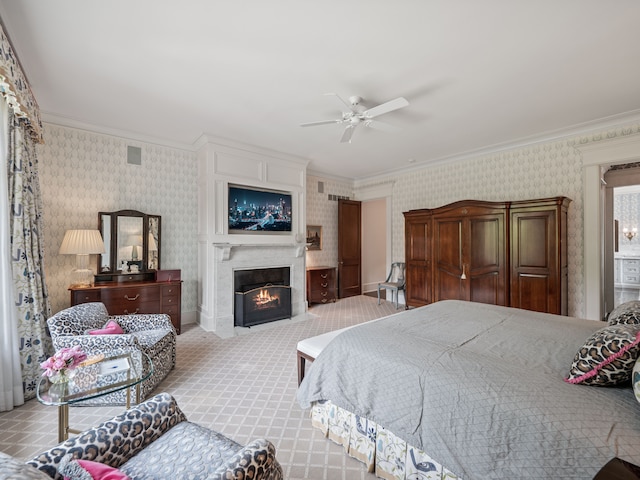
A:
[306, 266, 337, 305]
[70, 269, 182, 334]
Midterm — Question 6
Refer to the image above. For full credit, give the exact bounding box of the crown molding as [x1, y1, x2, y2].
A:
[349, 109, 640, 183]
[41, 112, 196, 151]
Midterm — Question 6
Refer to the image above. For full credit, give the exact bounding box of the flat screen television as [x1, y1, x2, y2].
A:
[228, 184, 293, 233]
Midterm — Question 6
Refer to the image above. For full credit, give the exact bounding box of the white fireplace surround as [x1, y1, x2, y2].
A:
[204, 243, 306, 338]
[197, 137, 309, 338]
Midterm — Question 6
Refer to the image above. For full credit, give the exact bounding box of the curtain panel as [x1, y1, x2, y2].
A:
[0, 98, 23, 412]
[7, 107, 52, 400]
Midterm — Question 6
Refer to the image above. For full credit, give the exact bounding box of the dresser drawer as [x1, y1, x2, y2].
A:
[161, 284, 180, 297]
[101, 286, 160, 304]
[108, 302, 162, 316]
[308, 269, 334, 283]
[309, 290, 335, 303]
[71, 289, 101, 304]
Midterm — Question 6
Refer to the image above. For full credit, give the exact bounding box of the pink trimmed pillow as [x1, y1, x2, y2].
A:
[88, 320, 124, 336]
[565, 324, 640, 386]
[60, 455, 130, 480]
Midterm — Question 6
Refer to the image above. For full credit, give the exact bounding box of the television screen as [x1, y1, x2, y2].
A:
[228, 185, 293, 233]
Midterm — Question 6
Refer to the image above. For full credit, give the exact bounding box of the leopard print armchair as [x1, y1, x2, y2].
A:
[46, 302, 176, 404]
[24, 392, 284, 480]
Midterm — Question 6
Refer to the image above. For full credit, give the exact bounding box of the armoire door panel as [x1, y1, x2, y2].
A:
[514, 216, 549, 267]
[469, 217, 502, 269]
[513, 274, 550, 312]
[403, 211, 432, 307]
[408, 223, 429, 261]
[407, 266, 430, 305]
[436, 269, 465, 301]
[470, 272, 501, 305]
[435, 220, 463, 268]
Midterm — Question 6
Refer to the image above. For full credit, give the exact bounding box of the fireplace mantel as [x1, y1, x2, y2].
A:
[202, 241, 307, 338]
[213, 242, 307, 261]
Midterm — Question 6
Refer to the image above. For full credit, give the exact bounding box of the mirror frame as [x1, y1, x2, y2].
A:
[97, 209, 161, 280]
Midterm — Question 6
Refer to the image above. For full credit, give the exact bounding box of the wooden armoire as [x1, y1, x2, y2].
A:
[403, 197, 571, 315]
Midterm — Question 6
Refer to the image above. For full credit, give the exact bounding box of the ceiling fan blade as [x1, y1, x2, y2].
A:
[324, 92, 356, 112]
[300, 119, 341, 127]
[340, 125, 355, 143]
[364, 119, 401, 133]
[363, 97, 409, 118]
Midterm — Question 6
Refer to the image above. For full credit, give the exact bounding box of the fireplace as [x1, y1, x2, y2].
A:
[234, 267, 292, 327]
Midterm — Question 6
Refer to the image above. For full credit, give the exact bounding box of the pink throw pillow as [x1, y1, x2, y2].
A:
[88, 320, 124, 335]
[63, 459, 130, 480]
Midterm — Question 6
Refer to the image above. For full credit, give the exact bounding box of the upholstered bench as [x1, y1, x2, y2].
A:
[297, 317, 392, 385]
[297, 328, 350, 385]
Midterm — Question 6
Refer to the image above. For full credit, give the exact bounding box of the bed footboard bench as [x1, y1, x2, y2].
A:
[297, 327, 349, 385]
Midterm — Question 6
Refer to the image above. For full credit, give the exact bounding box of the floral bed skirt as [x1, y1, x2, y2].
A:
[310, 400, 461, 480]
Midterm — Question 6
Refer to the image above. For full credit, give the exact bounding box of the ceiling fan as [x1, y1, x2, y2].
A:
[301, 93, 409, 143]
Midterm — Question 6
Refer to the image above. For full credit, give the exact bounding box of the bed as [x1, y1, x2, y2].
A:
[296, 300, 640, 479]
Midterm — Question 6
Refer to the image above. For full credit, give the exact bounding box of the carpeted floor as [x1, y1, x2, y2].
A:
[0, 295, 399, 479]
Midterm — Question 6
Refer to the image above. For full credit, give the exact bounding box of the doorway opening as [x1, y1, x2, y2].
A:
[603, 165, 640, 314]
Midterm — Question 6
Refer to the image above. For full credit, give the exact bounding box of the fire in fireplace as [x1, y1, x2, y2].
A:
[234, 267, 292, 327]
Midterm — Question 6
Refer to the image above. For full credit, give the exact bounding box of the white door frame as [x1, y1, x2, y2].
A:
[577, 134, 640, 320]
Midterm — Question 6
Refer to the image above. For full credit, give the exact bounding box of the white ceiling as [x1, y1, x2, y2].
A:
[1, 0, 639, 180]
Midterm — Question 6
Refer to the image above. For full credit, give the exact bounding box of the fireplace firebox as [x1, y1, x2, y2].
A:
[234, 267, 292, 327]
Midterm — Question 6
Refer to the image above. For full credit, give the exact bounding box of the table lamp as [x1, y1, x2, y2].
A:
[59, 229, 105, 288]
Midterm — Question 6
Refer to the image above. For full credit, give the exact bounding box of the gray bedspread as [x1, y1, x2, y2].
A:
[296, 300, 640, 479]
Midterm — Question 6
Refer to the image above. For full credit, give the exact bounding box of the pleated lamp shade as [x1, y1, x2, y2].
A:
[59, 230, 105, 288]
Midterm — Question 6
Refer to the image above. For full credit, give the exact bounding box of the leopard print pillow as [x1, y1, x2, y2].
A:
[565, 324, 640, 386]
[607, 300, 640, 326]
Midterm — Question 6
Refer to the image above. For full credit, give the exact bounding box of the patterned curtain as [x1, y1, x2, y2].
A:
[7, 107, 51, 400]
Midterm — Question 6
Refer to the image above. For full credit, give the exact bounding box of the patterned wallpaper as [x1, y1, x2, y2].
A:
[356, 125, 640, 319]
[37, 124, 198, 316]
[305, 175, 353, 268]
[37, 120, 640, 322]
[615, 191, 640, 252]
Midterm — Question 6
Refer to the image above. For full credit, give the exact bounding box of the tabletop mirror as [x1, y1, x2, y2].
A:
[96, 209, 161, 281]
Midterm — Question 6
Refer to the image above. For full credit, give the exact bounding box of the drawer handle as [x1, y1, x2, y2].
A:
[124, 294, 140, 301]
[167, 288, 173, 294]
[320, 274, 328, 279]
[166, 298, 173, 303]
[321, 291, 327, 297]
[321, 282, 328, 288]
[123, 309, 139, 315]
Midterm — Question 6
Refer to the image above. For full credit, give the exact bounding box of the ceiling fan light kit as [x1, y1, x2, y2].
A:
[301, 93, 409, 143]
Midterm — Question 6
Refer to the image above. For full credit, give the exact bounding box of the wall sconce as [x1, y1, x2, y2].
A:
[623, 227, 638, 241]
[59, 229, 105, 288]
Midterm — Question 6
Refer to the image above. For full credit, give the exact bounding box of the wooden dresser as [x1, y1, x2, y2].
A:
[306, 266, 337, 305]
[70, 273, 182, 334]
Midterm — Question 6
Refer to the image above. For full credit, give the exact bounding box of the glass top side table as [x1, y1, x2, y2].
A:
[37, 350, 153, 442]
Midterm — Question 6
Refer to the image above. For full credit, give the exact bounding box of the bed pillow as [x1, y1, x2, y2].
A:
[634, 357, 640, 404]
[88, 320, 124, 335]
[565, 324, 640, 386]
[59, 454, 130, 480]
[607, 300, 640, 326]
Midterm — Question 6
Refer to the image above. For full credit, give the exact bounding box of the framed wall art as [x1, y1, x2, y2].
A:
[306, 225, 322, 250]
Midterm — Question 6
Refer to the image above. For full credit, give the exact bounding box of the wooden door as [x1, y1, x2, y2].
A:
[403, 210, 432, 307]
[510, 197, 570, 314]
[467, 214, 506, 305]
[433, 202, 507, 306]
[338, 199, 362, 298]
[433, 216, 465, 301]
